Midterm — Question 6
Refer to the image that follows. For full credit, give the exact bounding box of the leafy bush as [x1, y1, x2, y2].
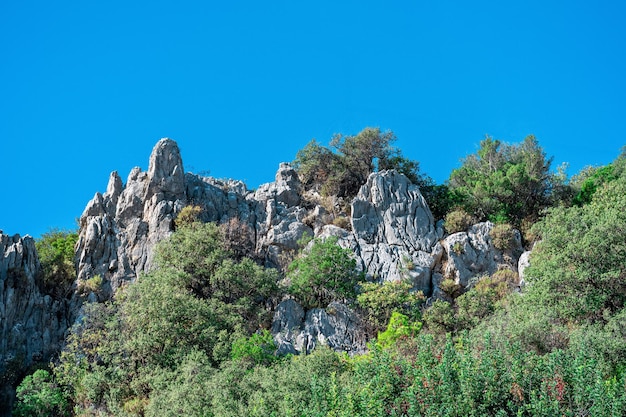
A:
[423, 299, 456, 334]
[174, 204, 203, 228]
[77, 274, 103, 296]
[489, 222, 516, 250]
[287, 236, 363, 309]
[377, 311, 422, 348]
[35, 229, 78, 294]
[13, 369, 69, 417]
[356, 280, 424, 332]
[451, 241, 465, 254]
[231, 330, 277, 366]
[444, 208, 474, 233]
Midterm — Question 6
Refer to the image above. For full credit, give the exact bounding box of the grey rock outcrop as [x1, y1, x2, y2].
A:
[349, 170, 444, 295]
[272, 299, 367, 355]
[0, 233, 75, 413]
[440, 222, 524, 288]
[518, 250, 532, 286]
[76, 143, 315, 292]
[76, 138, 187, 296]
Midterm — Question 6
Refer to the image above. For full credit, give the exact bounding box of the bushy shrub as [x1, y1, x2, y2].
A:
[377, 311, 422, 348]
[423, 299, 456, 334]
[35, 229, 78, 295]
[13, 369, 69, 417]
[439, 278, 461, 297]
[287, 236, 363, 309]
[451, 241, 465, 254]
[220, 217, 256, 260]
[174, 204, 203, 228]
[356, 280, 424, 332]
[331, 215, 351, 230]
[77, 274, 103, 296]
[444, 208, 474, 233]
[231, 330, 277, 366]
[489, 222, 516, 250]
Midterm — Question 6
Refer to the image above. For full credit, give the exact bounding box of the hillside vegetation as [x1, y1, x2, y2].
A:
[13, 130, 626, 416]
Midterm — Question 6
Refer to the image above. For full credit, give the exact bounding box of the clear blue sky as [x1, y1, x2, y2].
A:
[1, 1, 624, 238]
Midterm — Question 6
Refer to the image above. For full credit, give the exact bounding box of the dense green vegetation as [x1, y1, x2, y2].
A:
[288, 236, 364, 309]
[447, 135, 567, 230]
[35, 229, 79, 297]
[13, 133, 626, 416]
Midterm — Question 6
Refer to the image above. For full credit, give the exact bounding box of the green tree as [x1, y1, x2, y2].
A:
[35, 229, 78, 294]
[571, 149, 625, 206]
[293, 127, 427, 199]
[14, 369, 69, 417]
[287, 236, 363, 308]
[449, 135, 557, 228]
[293, 138, 340, 193]
[231, 330, 277, 366]
[525, 173, 626, 323]
[357, 279, 424, 332]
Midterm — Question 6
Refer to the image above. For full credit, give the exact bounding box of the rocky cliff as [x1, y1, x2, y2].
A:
[0, 233, 75, 413]
[2, 138, 528, 388]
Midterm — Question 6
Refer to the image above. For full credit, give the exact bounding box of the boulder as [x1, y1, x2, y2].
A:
[518, 250, 532, 286]
[272, 299, 367, 355]
[441, 222, 524, 288]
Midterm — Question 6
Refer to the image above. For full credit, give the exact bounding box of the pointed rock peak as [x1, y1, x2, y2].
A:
[146, 138, 185, 199]
[275, 162, 299, 185]
[148, 138, 184, 182]
[105, 171, 123, 198]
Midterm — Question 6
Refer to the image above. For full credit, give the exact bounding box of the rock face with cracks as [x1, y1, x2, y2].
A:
[0, 233, 76, 414]
[272, 299, 367, 355]
[76, 138, 187, 298]
[350, 170, 445, 295]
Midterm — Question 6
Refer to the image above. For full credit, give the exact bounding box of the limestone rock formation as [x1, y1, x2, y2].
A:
[74, 139, 530, 358]
[518, 250, 532, 286]
[252, 163, 312, 267]
[440, 222, 524, 288]
[349, 170, 444, 294]
[76, 138, 187, 297]
[76, 144, 314, 292]
[272, 299, 367, 355]
[0, 233, 74, 413]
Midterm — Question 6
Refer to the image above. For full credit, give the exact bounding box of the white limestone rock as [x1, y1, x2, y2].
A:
[272, 299, 367, 355]
[349, 170, 444, 294]
[441, 221, 524, 288]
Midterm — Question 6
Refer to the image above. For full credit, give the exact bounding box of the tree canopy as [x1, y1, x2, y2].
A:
[448, 135, 559, 228]
[293, 127, 426, 198]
